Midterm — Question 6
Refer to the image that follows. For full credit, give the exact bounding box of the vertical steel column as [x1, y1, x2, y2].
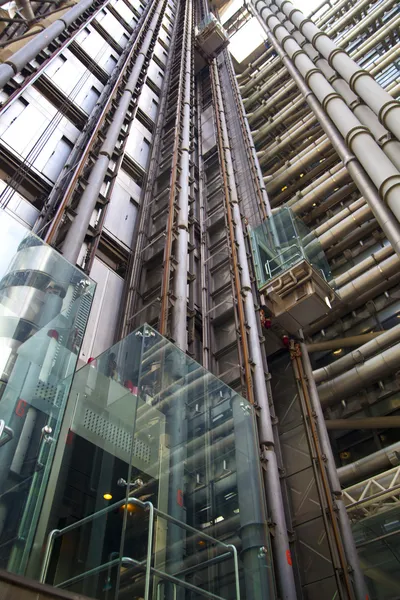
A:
[299, 339, 369, 600]
[170, 0, 193, 351]
[60, 0, 163, 263]
[211, 60, 297, 600]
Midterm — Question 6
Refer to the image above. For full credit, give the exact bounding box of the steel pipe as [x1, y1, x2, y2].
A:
[326, 417, 400, 430]
[289, 164, 349, 213]
[307, 52, 400, 171]
[265, 136, 331, 194]
[317, 201, 372, 249]
[244, 65, 289, 109]
[213, 60, 297, 600]
[248, 79, 297, 125]
[338, 253, 400, 302]
[306, 332, 383, 353]
[313, 322, 400, 383]
[299, 340, 368, 600]
[351, 13, 400, 62]
[171, 0, 192, 351]
[333, 245, 394, 288]
[0, 0, 106, 88]
[338, 441, 400, 486]
[240, 55, 281, 95]
[256, 2, 400, 223]
[317, 341, 400, 406]
[273, 0, 400, 140]
[61, 0, 163, 263]
[253, 95, 305, 145]
[259, 114, 318, 166]
[250, 1, 400, 258]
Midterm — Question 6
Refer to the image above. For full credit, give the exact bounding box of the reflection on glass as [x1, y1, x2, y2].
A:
[41, 325, 274, 599]
[0, 209, 95, 575]
[352, 506, 400, 600]
[250, 207, 331, 290]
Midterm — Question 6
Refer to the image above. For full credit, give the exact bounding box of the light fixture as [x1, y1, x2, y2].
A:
[312, 202, 317, 207]
[397, 314, 400, 318]
[103, 493, 113, 501]
[333, 348, 343, 355]
[299, 173, 304, 178]
[281, 186, 288, 191]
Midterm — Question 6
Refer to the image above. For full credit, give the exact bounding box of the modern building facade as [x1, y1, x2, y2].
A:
[0, 0, 399, 597]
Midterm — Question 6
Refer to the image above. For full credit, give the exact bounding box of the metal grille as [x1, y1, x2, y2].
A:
[82, 407, 152, 464]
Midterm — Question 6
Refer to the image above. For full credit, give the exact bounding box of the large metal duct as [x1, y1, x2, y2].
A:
[336, 0, 397, 51]
[316, 201, 373, 249]
[351, 13, 400, 61]
[308, 183, 357, 221]
[273, 0, 400, 140]
[327, 0, 382, 37]
[252, 95, 304, 145]
[244, 65, 288, 109]
[333, 245, 394, 288]
[338, 441, 400, 486]
[313, 322, 400, 384]
[308, 52, 400, 171]
[317, 341, 400, 407]
[306, 332, 383, 353]
[265, 136, 331, 194]
[250, 0, 400, 259]
[237, 45, 275, 83]
[313, 194, 365, 232]
[316, 0, 352, 28]
[337, 253, 400, 302]
[289, 165, 350, 213]
[258, 114, 318, 165]
[247, 79, 297, 125]
[240, 54, 280, 95]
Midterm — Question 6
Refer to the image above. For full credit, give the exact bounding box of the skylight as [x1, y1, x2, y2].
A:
[225, 0, 326, 64]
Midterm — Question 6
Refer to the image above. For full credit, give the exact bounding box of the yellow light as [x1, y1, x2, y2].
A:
[299, 173, 304, 178]
[281, 186, 288, 192]
[121, 503, 136, 514]
[333, 348, 343, 355]
[312, 202, 317, 207]
[397, 314, 400, 318]
[103, 493, 113, 501]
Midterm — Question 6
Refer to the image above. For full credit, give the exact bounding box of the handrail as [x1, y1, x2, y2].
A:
[265, 243, 303, 279]
[40, 497, 240, 600]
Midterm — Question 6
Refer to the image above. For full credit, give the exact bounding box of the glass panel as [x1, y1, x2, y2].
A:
[250, 207, 331, 290]
[41, 325, 274, 599]
[43, 330, 144, 599]
[352, 506, 400, 600]
[0, 209, 95, 575]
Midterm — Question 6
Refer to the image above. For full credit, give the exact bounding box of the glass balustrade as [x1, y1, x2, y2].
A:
[0, 209, 95, 575]
[249, 207, 331, 291]
[38, 324, 274, 600]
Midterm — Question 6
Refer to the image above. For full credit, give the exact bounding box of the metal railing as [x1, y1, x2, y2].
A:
[40, 496, 240, 600]
[264, 243, 303, 280]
